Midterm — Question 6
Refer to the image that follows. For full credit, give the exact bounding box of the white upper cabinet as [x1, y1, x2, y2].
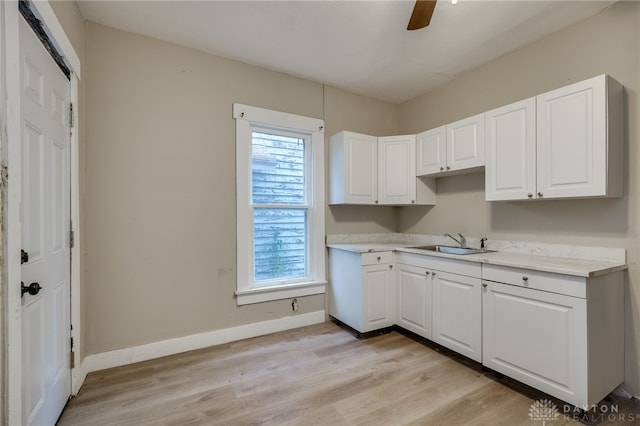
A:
[486, 75, 623, 201]
[378, 135, 417, 205]
[329, 131, 378, 204]
[485, 98, 537, 201]
[417, 113, 485, 176]
[416, 126, 446, 175]
[536, 75, 622, 199]
[447, 113, 486, 172]
[330, 131, 436, 205]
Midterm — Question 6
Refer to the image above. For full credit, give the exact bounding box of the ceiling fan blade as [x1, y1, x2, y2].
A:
[407, 0, 437, 31]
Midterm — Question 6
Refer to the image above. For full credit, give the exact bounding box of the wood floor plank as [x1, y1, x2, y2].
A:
[58, 322, 639, 426]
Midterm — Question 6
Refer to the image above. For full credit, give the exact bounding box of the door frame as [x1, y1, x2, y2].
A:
[2, 1, 82, 424]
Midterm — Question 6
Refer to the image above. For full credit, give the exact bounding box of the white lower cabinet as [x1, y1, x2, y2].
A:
[396, 264, 431, 339]
[329, 248, 624, 408]
[362, 263, 395, 331]
[329, 249, 395, 334]
[395, 253, 482, 357]
[432, 271, 482, 362]
[482, 265, 624, 407]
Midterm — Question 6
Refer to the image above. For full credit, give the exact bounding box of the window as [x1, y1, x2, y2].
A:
[234, 104, 325, 305]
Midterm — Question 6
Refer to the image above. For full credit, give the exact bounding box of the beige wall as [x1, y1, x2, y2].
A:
[83, 22, 399, 355]
[398, 1, 640, 396]
[50, 1, 84, 59]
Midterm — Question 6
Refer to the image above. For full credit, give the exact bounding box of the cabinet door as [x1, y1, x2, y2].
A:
[485, 98, 536, 201]
[362, 263, 395, 332]
[416, 126, 446, 176]
[536, 75, 606, 199]
[432, 271, 482, 362]
[378, 135, 416, 205]
[446, 113, 485, 171]
[483, 281, 587, 406]
[329, 131, 377, 204]
[396, 264, 431, 338]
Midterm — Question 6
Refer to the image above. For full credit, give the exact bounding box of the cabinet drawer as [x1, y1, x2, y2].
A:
[396, 252, 481, 278]
[361, 251, 393, 266]
[482, 264, 585, 298]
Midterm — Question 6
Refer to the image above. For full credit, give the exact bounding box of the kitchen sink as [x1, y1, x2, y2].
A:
[409, 245, 496, 255]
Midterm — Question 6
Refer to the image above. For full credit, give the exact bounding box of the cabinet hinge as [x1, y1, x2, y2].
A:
[69, 102, 74, 128]
[69, 229, 75, 249]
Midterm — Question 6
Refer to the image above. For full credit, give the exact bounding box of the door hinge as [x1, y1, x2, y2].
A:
[70, 337, 75, 369]
[0, 165, 7, 191]
[69, 229, 75, 249]
[69, 102, 74, 128]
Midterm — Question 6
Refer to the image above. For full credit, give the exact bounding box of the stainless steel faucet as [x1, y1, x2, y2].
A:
[444, 233, 467, 248]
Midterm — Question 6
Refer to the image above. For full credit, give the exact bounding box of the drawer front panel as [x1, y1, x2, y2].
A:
[482, 264, 585, 298]
[395, 252, 481, 278]
[361, 251, 394, 266]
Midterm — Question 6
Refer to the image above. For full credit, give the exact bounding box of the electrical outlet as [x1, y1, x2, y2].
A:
[291, 298, 298, 312]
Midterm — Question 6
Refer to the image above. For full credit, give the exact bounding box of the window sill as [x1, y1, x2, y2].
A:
[236, 281, 326, 306]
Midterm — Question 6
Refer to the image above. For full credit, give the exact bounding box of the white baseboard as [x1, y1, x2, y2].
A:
[80, 310, 325, 380]
[613, 385, 640, 402]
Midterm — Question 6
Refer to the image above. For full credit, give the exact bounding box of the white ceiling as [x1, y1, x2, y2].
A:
[77, 0, 616, 104]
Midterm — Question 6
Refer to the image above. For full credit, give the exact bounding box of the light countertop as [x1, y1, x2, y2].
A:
[327, 243, 627, 278]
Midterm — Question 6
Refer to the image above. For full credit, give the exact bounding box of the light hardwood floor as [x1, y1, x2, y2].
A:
[58, 322, 639, 425]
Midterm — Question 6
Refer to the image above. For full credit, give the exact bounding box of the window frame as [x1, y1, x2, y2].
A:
[234, 104, 326, 305]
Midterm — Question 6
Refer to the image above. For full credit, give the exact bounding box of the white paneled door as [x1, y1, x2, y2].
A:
[20, 17, 72, 425]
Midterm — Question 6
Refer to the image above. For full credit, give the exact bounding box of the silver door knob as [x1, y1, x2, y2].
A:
[522, 276, 529, 282]
[446, 166, 451, 170]
[482, 283, 488, 288]
[538, 192, 543, 197]
[527, 193, 533, 198]
[440, 166, 444, 171]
